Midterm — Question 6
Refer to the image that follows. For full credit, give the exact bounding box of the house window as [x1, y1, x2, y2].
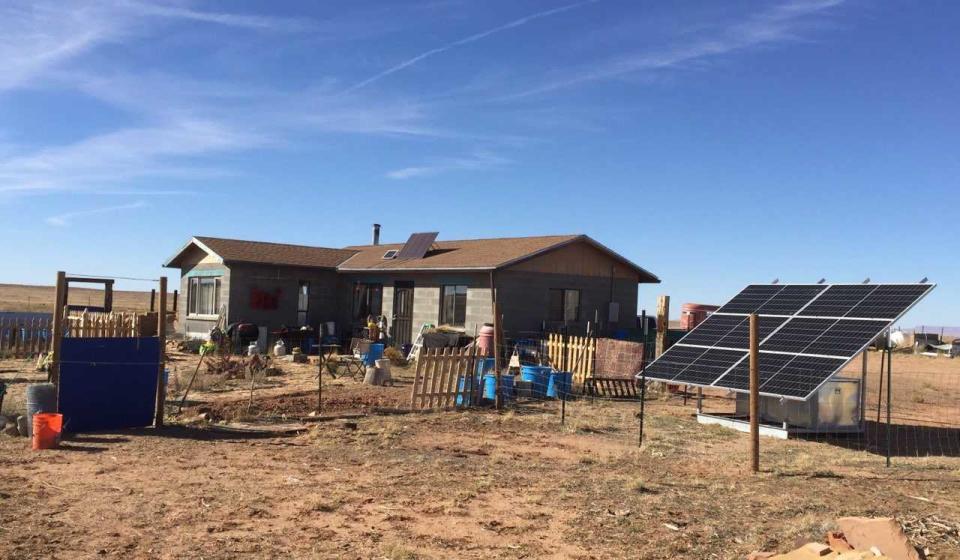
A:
[187, 276, 221, 316]
[297, 281, 309, 326]
[353, 283, 382, 320]
[549, 289, 580, 322]
[439, 285, 467, 327]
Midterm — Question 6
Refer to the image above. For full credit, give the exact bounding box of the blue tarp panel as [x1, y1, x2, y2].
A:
[59, 337, 159, 433]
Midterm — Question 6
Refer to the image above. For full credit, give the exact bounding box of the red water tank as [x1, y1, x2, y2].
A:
[681, 303, 720, 331]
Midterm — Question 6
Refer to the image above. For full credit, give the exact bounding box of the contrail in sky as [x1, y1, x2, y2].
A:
[343, 0, 599, 93]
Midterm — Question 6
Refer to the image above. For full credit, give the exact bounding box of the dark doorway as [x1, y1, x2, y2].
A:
[392, 281, 414, 346]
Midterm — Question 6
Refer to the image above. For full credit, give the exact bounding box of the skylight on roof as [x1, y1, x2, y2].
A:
[382, 249, 398, 259]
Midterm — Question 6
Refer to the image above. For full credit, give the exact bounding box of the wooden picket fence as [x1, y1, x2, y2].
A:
[0, 316, 53, 358]
[65, 311, 148, 338]
[546, 333, 595, 383]
[410, 347, 482, 410]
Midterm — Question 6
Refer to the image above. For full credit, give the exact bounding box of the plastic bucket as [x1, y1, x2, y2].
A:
[32, 413, 63, 450]
[364, 343, 384, 366]
[547, 371, 573, 399]
[520, 365, 549, 398]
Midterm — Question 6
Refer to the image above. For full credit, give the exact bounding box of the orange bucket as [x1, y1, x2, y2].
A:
[32, 413, 63, 450]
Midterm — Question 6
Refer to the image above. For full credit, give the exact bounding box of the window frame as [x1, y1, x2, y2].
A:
[548, 288, 581, 323]
[352, 282, 383, 321]
[297, 280, 310, 327]
[439, 284, 468, 328]
[187, 276, 221, 317]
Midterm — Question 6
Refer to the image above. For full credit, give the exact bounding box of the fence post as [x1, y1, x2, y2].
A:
[50, 271, 67, 391]
[656, 295, 670, 358]
[154, 277, 168, 428]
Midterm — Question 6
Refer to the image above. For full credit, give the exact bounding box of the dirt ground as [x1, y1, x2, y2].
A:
[1, 351, 959, 559]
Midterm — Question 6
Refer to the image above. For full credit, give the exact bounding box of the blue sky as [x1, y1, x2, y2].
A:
[0, 0, 957, 327]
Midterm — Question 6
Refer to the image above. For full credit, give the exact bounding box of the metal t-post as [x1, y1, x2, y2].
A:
[885, 334, 893, 467]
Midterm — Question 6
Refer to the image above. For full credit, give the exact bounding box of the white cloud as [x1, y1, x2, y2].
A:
[0, 120, 265, 194]
[386, 151, 509, 179]
[0, 1, 316, 92]
[500, 0, 845, 100]
[45, 200, 147, 227]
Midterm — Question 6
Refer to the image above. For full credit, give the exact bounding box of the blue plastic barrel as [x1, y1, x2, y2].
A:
[476, 357, 496, 376]
[547, 371, 573, 398]
[456, 375, 480, 406]
[364, 343, 384, 366]
[482, 373, 515, 402]
[520, 365, 549, 398]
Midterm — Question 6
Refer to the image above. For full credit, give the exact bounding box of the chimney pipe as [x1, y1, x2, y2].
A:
[372, 223, 381, 246]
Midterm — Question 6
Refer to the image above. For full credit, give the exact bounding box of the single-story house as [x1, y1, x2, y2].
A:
[163, 228, 659, 346]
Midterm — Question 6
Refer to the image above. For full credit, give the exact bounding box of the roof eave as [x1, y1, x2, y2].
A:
[494, 234, 661, 283]
[337, 266, 496, 272]
[163, 237, 224, 268]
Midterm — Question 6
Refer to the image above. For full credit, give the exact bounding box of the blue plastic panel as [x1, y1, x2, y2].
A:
[59, 337, 159, 432]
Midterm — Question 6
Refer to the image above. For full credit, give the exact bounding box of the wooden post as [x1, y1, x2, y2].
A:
[154, 277, 168, 428]
[103, 281, 114, 312]
[749, 313, 760, 473]
[489, 270, 501, 410]
[655, 295, 670, 358]
[50, 272, 67, 395]
[149, 289, 156, 312]
[172, 290, 178, 316]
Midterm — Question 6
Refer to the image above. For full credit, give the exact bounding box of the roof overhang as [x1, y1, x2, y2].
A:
[163, 237, 223, 268]
[495, 235, 661, 284]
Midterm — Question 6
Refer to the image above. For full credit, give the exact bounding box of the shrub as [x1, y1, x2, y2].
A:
[384, 346, 408, 367]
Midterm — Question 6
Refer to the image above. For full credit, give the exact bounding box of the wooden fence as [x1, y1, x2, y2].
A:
[410, 347, 482, 410]
[65, 311, 150, 338]
[0, 316, 53, 358]
[0, 311, 154, 359]
[546, 333, 595, 383]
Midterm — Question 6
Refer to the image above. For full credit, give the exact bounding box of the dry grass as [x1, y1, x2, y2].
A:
[0, 282, 164, 313]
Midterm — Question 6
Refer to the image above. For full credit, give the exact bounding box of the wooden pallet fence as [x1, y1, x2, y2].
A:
[584, 377, 640, 399]
[0, 316, 53, 358]
[410, 346, 482, 410]
[546, 333, 595, 383]
[65, 311, 145, 339]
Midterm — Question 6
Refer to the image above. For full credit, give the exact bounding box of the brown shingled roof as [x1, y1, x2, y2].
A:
[339, 235, 578, 270]
[165, 236, 357, 269]
[338, 234, 659, 283]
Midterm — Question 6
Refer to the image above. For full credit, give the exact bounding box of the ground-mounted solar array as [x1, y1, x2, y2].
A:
[639, 283, 934, 400]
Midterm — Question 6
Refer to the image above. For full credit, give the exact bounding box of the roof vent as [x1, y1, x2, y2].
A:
[382, 249, 398, 260]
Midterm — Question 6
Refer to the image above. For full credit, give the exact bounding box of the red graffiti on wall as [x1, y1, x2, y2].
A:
[250, 287, 282, 310]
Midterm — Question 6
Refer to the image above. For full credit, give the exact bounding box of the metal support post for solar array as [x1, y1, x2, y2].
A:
[859, 350, 868, 428]
[749, 314, 760, 474]
[885, 333, 893, 467]
[876, 346, 886, 424]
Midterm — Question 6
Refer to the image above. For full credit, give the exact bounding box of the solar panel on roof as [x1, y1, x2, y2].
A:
[639, 282, 934, 400]
[395, 232, 439, 260]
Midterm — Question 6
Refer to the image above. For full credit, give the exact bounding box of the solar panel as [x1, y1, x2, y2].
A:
[395, 232, 439, 260]
[639, 282, 934, 400]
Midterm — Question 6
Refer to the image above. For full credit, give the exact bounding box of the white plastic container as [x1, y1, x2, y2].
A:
[248, 342, 259, 356]
[273, 339, 286, 357]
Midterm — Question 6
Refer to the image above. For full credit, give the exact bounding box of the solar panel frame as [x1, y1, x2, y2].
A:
[395, 232, 439, 260]
[638, 282, 935, 401]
